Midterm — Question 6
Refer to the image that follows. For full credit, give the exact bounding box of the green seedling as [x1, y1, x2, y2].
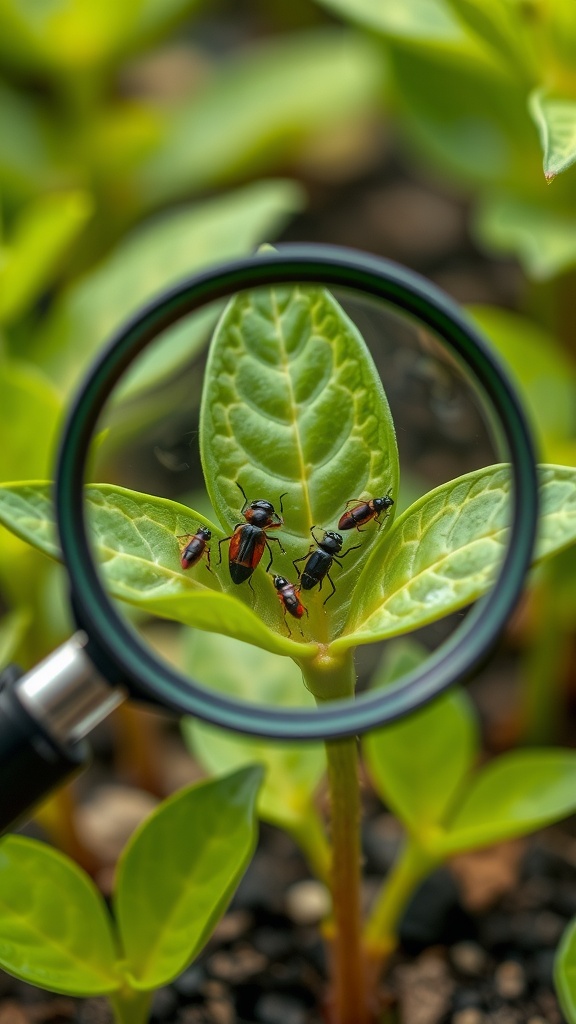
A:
[2, 277, 576, 1023]
[0, 767, 262, 1024]
[554, 916, 576, 1022]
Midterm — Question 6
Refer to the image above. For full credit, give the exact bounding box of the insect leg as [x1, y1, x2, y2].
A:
[236, 481, 249, 515]
[339, 543, 362, 558]
[217, 535, 231, 566]
[322, 573, 337, 605]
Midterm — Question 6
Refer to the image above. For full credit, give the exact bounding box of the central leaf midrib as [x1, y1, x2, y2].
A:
[271, 288, 313, 528]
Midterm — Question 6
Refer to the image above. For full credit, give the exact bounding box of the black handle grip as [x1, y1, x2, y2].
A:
[0, 665, 90, 833]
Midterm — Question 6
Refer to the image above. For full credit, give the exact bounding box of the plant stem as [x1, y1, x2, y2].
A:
[109, 988, 152, 1024]
[300, 648, 371, 1024]
[364, 837, 437, 964]
[290, 805, 332, 885]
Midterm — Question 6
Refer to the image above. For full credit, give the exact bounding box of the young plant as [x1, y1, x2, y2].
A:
[0, 767, 262, 1024]
[1, 278, 576, 1022]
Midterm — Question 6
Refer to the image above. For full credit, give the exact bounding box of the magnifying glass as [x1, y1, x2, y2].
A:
[0, 244, 538, 831]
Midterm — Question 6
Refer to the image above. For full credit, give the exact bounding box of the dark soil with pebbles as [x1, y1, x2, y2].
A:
[1, 820, 574, 1024]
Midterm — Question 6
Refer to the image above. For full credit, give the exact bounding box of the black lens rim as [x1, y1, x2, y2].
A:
[55, 244, 538, 739]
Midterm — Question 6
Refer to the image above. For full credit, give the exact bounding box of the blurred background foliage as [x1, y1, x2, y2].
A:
[2, 0, 576, 749]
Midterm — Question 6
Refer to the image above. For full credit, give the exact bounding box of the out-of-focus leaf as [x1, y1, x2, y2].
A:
[0, 191, 92, 325]
[388, 45, 539, 187]
[437, 750, 576, 854]
[555, 917, 576, 1024]
[364, 642, 478, 839]
[0, 0, 144, 72]
[336, 465, 576, 649]
[128, 0, 204, 50]
[182, 633, 328, 875]
[0, 83, 56, 197]
[200, 263, 398, 641]
[315, 0, 467, 46]
[0, 836, 120, 995]
[475, 194, 576, 279]
[137, 30, 385, 203]
[467, 305, 576, 458]
[115, 768, 262, 989]
[0, 608, 31, 670]
[32, 180, 304, 395]
[0, 362, 61, 482]
[0, 483, 315, 659]
[530, 88, 576, 181]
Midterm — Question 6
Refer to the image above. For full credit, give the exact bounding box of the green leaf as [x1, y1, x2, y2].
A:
[387, 45, 539, 187]
[0, 836, 120, 995]
[474, 193, 576, 279]
[128, 0, 204, 50]
[467, 305, 576, 459]
[530, 88, 576, 181]
[0, 482, 313, 658]
[337, 464, 576, 649]
[200, 263, 399, 641]
[437, 749, 576, 854]
[136, 30, 385, 203]
[0, 191, 92, 325]
[364, 643, 478, 839]
[0, 362, 61, 483]
[32, 180, 303, 396]
[315, 0, 467, 46]
[555, 917, 576, 1024]
[0, 607, 31, 670]
[0, 0, 144, 72]
[0, 82, 57, 197]
[182, 632, 328, 874]
[115, 767, 262, 989]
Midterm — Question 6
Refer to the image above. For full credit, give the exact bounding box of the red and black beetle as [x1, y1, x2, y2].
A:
[219, 483, 286, 585]
[338, 491, 394, 532]
[178, 526, 212, 571]
[273, 574, 307, 634]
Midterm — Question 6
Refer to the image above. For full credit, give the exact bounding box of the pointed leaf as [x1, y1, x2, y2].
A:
[437, 750, 576, 855]
[182, 632, 326, 832]
[0, 482, 312, 658]
[115, 767, 263, 989]
[555, 917, 576, 1024]
[336, 464, 576, 649]
[33, 180, 304, 395]
[200, 264, 399, 640]
[0, 836, 120, 995]
[530, 88, 576, 181]
[364, 642, 478, 837]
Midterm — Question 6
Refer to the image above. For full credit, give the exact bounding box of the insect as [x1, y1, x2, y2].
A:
[273, 575, 307, 635]
[218, 483, 287, 586]
[178, 526, 212, 571]
[338, 491, 394, 532]
[293, 528, 360, 604]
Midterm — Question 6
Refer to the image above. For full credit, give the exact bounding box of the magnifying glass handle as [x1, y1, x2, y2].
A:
[0, 634, 124, 833]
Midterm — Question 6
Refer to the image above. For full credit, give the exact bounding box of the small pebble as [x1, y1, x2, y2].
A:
[495, 960, 526, 1000]
[211, 910, 252, 945]
[255, 992, 307, 1024]
[451, 1009, 486, 1024]
[208, 946, 267, 983]
[450, 941, 489, 977]
[285, 880, 331, 926]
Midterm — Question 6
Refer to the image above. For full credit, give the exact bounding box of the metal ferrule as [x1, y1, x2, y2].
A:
[16, 632, 125, 745]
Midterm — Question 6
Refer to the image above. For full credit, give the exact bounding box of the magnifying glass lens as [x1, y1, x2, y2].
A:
[83, 277, 508, 716]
